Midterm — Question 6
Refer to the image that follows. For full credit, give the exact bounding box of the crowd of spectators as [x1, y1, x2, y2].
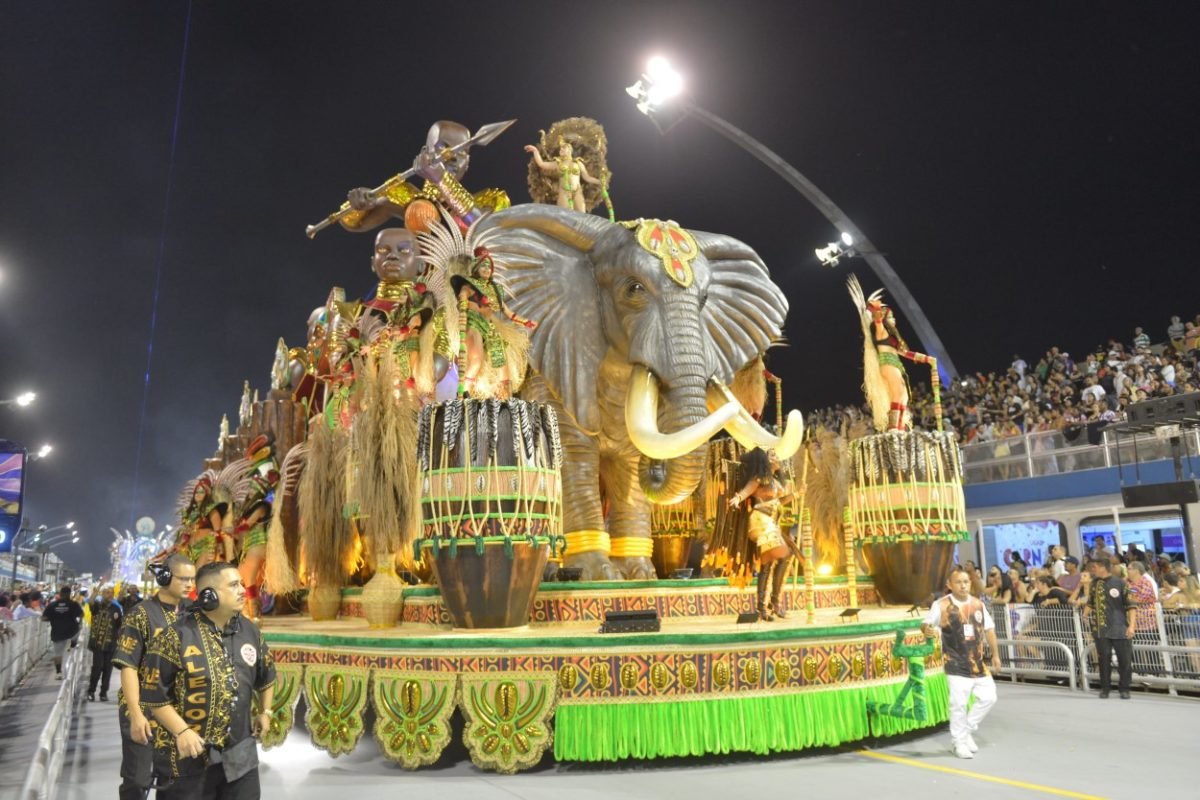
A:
[960, 540, 1200, 678]
[965, 542, 1199, 610]
[0, 582, 143, 627]
[808, 313, 1200, 446]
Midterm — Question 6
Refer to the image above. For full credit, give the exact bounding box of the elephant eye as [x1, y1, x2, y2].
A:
[698, 290, 708, 311]
[626, 281, 645, 297]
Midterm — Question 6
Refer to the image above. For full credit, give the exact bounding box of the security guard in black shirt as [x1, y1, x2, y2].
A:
[112, 553, 195, 800]
[142, 561, 275, 799]
[87, 586, 124, 701]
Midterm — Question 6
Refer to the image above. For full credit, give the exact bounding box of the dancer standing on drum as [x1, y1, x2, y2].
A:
[848, 275, 935, 432]
[728, 447, 798, 621]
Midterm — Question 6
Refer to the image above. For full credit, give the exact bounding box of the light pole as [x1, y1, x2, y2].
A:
[37, 531, 80, 548]
[11, 521, 73, 586]
[35, 535, 78, 584]
[626, 58, 959, 381]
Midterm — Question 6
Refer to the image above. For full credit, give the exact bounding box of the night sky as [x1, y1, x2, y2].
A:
[2, 2, 1197, 576]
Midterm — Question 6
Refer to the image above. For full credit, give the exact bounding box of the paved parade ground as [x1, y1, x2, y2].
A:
[3, 655, 1195, 800]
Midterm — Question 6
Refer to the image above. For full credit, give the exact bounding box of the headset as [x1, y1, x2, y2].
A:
[196, 586, 220, 612]
[148, 562, 173, 588]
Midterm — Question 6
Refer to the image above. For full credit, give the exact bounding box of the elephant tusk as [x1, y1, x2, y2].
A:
[626, 366, 740, 460]
[707, 380, 805, 460]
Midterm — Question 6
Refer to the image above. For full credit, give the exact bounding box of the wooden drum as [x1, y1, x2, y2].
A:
[847, 431, 968, 605]
[416, 398, 563, 628]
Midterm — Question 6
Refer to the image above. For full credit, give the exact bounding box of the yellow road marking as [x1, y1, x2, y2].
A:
[856, 750, 1108, 799]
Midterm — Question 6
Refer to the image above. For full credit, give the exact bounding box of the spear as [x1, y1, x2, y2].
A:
[305, 119, 517, 239]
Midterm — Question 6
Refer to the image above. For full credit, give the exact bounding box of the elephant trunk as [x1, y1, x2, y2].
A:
[629, 317, 723, 504]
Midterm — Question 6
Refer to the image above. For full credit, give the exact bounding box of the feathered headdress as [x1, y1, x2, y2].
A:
[847, 275, 891, 432]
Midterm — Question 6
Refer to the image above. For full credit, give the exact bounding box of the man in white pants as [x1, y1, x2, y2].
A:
[922, 567, 1001, 759]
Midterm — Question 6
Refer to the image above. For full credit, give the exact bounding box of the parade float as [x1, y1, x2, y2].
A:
[161, 116, 959, 773]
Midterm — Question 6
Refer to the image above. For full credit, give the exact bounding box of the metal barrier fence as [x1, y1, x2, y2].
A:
[0, 617, 52, 699]
[18, 624, 90, 800]
[961, 427, 1200, 484]
[985, 600, 1200, 695]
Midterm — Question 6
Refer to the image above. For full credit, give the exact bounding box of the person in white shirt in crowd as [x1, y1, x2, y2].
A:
[1167, 315, 1186, 350]
[922, 567, 1001, 760]
[1011, 354, 1027, 378]
[13, 592, 41, 621]
[1080, 375, 1106, 405]
[1049, 546, 1067, 579]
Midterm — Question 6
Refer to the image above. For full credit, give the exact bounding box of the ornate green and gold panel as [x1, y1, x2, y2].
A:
[254, 663, 303, 750]
[372, 670, 458, 769]
[459, 671, 557, 774]
[303, 665, 369, 757]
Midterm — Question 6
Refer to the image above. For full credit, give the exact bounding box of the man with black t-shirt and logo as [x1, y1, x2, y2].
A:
[142, 561, 274, 799]
[112, 553, 195, 800]
[1084, 555, 1136, 699]
[922, 567, 1001, 760]
[42, 585, 83, 680]
[86, 586, 123, 701]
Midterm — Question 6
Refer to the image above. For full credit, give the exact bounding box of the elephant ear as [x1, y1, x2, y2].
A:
[691, 230, 789, 381]
[476, 205, 614, 434]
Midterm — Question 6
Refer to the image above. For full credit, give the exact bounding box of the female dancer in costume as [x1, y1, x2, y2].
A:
[848, 275, 933, 432]
[524, 139, 603, 211]
[728, 447, 798, 621]
[454, 247, 536, 397]
[233, 435, 280, 619]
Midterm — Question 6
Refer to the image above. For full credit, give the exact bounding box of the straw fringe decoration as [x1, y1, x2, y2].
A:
[351, 348, 420, 564]
[298, 419, 355, 585]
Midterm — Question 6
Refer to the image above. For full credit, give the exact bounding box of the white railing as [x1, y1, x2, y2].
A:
[0, 617, 52, 699]
[961, 428, 1200, 484]
[985, 600, 1200, 695]
[18, 624, 90, 800]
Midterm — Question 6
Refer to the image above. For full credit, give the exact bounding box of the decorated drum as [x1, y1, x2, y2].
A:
[650, 497, 700, 579]
[848, 431, 969, 605]
[416, 398, 563, 628]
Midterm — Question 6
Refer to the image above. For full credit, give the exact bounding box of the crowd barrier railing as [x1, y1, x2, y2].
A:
[0, 617, 52, 699]
[18, 624, 90, 800]
[961, 428, 1200, 484]
[984, 600, 1200, 695]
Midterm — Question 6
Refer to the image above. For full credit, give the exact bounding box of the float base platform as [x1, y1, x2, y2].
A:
[260, 581, 947, 774]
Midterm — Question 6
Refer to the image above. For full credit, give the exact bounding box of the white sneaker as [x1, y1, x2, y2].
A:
[953, 741, 974, 759]
[965, 734, 979, 753]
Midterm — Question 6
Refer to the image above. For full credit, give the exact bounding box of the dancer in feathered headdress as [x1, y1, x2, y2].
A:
[847, 275, 936, 432]
[233, 434, 280, 618]
[418, 207, 535, 399]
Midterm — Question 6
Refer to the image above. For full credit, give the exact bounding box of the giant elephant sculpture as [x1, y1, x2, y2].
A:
[477, 205, 803, 579]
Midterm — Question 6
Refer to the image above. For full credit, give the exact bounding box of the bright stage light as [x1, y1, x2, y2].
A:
[817, 563, 833, 576]
[646, 56, 672, 79]
[841, 232, 854, 247]
[815, 243, 844, 267]
[16, 391, 36, 407]
[628, 56, 686, 116]
[36, 444, 53, 459]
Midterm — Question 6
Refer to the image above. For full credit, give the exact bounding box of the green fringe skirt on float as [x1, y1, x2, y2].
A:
[554, 673, 949, 761]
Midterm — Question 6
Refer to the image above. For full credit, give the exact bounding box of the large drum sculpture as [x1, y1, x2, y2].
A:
[847, 431, 968, 605]
[650, 497, 701, 579]
[416, 398, 564, 628]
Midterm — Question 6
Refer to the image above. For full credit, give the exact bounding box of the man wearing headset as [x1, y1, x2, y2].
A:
[112, 553, 196, 800]
[141, 561, 275, 799]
